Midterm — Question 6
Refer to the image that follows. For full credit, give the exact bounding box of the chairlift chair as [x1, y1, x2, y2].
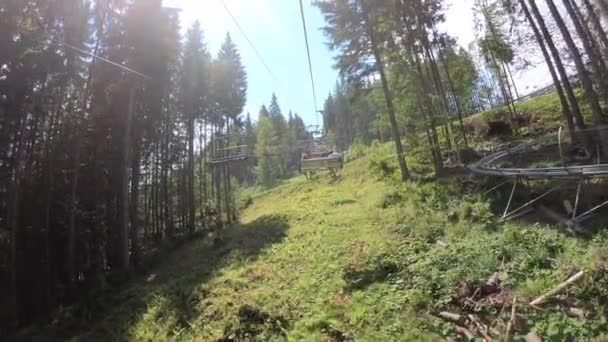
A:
[299, 145, 343, 179]
[209, 145, 251, 166]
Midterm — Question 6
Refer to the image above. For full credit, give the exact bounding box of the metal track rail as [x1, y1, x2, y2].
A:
[468, 132, 608, 179]
[470, 129, 608, 224]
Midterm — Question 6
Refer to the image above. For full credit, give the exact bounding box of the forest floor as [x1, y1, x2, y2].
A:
[19, 92, 608, 341]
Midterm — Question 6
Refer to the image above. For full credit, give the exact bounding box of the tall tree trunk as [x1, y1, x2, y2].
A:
[424, 42, 457, 154]
[436, 42, 469, 147]
[116, 84, 135, 275]
[545, 0, 604, 123]
[198, 121, 205, 224]
[505, 64, 520, 100]
[484, 14, 517, 116]
[551, 0, 608, 157]
[582, 0, 608, 54]
[187, 117, 195, 236]
[42, 105, 61, 311]
[361, 1, 410, 181]
[143, 156, 149, 241]
[563, 0, 608, 93]
[66, 109, 81, 290]
[202, 119, 208, 226]
[214, 125, 223, 223]
[224, 119, 232, 223]
[162, 109, 173, 240]
[519, 0, 577, 140]
[501, 62, 518, 112]
[9, 116, 28, 329]
[528, 0, 586, 128]
[414, 51, 443, 173]
[129, 140, 142, 267]
[597, 0, 608, 21]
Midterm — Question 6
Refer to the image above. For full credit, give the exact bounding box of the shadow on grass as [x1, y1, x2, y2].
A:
[17, 214, 290, 342]
[342, 258, 399, 293]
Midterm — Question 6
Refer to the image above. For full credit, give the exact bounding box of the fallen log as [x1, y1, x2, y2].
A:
[468, 314, 493, 341]
[530, 271, 585, 306]
[505, 296, 517, 342]
[438, 311, 462, 323]
[455, 325, 475, 340]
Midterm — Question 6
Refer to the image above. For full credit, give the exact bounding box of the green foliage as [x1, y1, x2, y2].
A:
[343, 139, 368, 163]
[378, 190, 404, 208]
[28, 141, 608, 340]
[368, 155, 397, 179]
[254, 116, 279, 187]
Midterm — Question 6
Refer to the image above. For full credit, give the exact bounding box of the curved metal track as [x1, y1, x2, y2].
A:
[468, 132, 608, 179]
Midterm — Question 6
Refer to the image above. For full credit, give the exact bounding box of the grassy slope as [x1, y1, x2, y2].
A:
[27, 137, 608, 341]
[464, 88, 591, 130]
[22, 92, 608, 341]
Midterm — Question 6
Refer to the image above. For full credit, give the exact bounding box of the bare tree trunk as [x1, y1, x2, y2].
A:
[551, 0, 608, 156]
[505, 64, 520, 100]
[162, 109, 173, 240]
[143, 156, 149, 241]
[414, 51, 444, 173]
[42, 105, 61, 311]
[436, 42, 469, 147]
[596, 0, 608, 21]
[214, 125, 223, 223]
[519, 0, 577, 140]
[116, 84, 135, 275]
[484, 14, 517, 116]
[425, 42, 457, 154]
[563, 0, 608, 93]
[501, 62, 518, 114]
[528, 0, 586, 128]
[129, 140, 142, 267]
[545, 0, 605, 122]
[224, 118, 232, 223]
[361, 2, 410, 181]
[66, 111, 81, 289]
[583, 0, 608, 53]
[187, 116, 195, 236]
[202, 119, 208, 226]
[198, 121, 205, 224]
[9, 117, 28, 329]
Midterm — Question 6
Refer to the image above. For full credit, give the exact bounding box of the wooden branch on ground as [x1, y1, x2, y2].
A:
[530, 271, 585, 306]
[438, 311, 462, 323]
[505, 296, 517, 342]
[455, 325, 475, 340]
[468, 314, 493, 341]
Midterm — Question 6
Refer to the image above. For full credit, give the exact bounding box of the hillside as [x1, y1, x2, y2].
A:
[20, 134, 608, 341]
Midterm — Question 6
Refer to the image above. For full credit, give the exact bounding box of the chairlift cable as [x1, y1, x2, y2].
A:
[46, 38, 151, 79]
[298, 0, 320, 128]
[218, 0, 290, 109]
[31, 14, 151, 79]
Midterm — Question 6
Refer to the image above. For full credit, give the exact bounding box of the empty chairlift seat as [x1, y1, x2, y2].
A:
[300, 148, 343, 176]
[209, 145, 250, 165]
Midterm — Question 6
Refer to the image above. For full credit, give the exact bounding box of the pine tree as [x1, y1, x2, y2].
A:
[268, 94, 290, 175]
[255, 116, 278, 186]
[180, 21, 210, 235]
[316, 0, 411, 181]
[211, 33, 247, 222]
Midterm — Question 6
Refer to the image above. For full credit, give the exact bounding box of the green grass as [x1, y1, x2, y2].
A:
[462, 88, 592, 145]
[20, 135, 608, 341]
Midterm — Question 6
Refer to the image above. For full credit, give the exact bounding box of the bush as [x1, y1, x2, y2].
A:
[344, 139, 368, 163]
[378, 190, 404, 208]
[369, 155, 397, 180]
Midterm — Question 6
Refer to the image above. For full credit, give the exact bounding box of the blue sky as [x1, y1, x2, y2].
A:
[163, 0, 338, 127]
[163, 0, 550, 126]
